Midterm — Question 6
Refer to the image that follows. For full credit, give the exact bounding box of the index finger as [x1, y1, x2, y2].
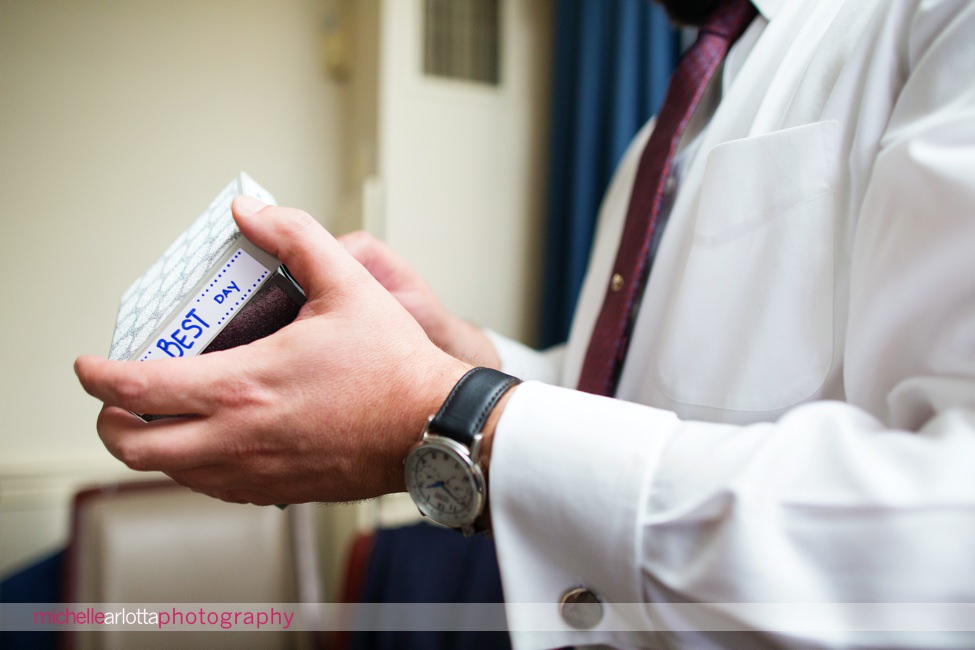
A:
[74, 353, 224, 416]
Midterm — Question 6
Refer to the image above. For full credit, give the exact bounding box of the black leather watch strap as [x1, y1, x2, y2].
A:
[429, 367, 521, 446]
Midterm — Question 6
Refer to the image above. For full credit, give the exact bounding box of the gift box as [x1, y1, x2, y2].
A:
[108, 172, 305, 421]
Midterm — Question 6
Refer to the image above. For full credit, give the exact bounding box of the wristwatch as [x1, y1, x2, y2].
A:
[404, 367, 521, 536]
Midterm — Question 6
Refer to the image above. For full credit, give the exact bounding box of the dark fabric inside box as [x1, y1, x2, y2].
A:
[140, 269, 304, 422]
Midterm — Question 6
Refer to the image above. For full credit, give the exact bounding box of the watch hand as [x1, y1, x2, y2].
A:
[438, 483, 461, 503]
[423, 481, 462, 505]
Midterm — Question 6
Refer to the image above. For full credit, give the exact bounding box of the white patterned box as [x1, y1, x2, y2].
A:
[109, 173, 305, 419]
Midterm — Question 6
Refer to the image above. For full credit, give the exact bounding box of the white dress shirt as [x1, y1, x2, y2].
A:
[488, 0, 975, 647]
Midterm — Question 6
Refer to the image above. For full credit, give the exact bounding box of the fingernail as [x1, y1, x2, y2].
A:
[234, 194, 266, 217]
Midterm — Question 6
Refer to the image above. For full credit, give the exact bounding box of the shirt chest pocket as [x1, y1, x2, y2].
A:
[656, 120, 840, 413]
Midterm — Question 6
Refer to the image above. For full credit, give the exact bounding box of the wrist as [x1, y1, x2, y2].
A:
[385, 354, 472, 494]
[403, 367, 520, 535]
[470, 383, 516, 533]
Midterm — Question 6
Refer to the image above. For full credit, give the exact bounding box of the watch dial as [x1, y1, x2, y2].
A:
[406, 442, 481, 527]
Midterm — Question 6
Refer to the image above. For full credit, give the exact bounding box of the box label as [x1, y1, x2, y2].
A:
[138, 249, 272, 361]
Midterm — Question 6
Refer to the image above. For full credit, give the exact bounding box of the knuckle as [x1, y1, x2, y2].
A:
[214, 374, 266, 410]
[113, 373, 150, 407]
[114, 439, 149, 471]
[278, 208, 319, 238]
[226, 434, 274, 466]
[342, 230, 374, 252]
[96, 407, 149, 471]
[95, 405, 116, 435]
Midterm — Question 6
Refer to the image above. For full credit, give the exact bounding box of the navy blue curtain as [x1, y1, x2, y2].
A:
[539, 0, 680, 347]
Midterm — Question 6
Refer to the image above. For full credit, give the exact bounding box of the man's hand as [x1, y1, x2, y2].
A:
[339, 231, 500, 369]
[74, 196, 470, 506]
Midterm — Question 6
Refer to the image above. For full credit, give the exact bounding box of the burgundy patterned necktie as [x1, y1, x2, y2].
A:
[577, 0, 758, 397]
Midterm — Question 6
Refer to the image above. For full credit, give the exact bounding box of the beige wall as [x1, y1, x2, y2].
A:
[0, 0, 551, 586]
[0, 0, 346, 461]
[377, 0, 551, 342]
[0, 0, 348, 576]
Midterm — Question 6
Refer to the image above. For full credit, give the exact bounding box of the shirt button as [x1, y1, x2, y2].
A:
[664, 175, 677, 194]
[559, 587, 603, 629]
[610, 273, 624, 292]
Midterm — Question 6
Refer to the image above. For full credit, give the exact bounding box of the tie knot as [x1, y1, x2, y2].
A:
[701, 0, 758, 41]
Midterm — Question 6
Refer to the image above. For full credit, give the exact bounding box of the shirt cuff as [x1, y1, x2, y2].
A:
[489, 381, 679, 648]
[484, 330, 565, 385]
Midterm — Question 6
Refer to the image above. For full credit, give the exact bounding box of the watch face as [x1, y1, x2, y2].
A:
[405, 436, 484, 528]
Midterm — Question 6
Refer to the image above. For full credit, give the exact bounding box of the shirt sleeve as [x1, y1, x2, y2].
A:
[491, 390, 975, 648]
[490, 2, 975, 648]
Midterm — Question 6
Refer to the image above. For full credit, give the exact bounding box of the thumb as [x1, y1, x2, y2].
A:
[232, 195, 353, 297]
